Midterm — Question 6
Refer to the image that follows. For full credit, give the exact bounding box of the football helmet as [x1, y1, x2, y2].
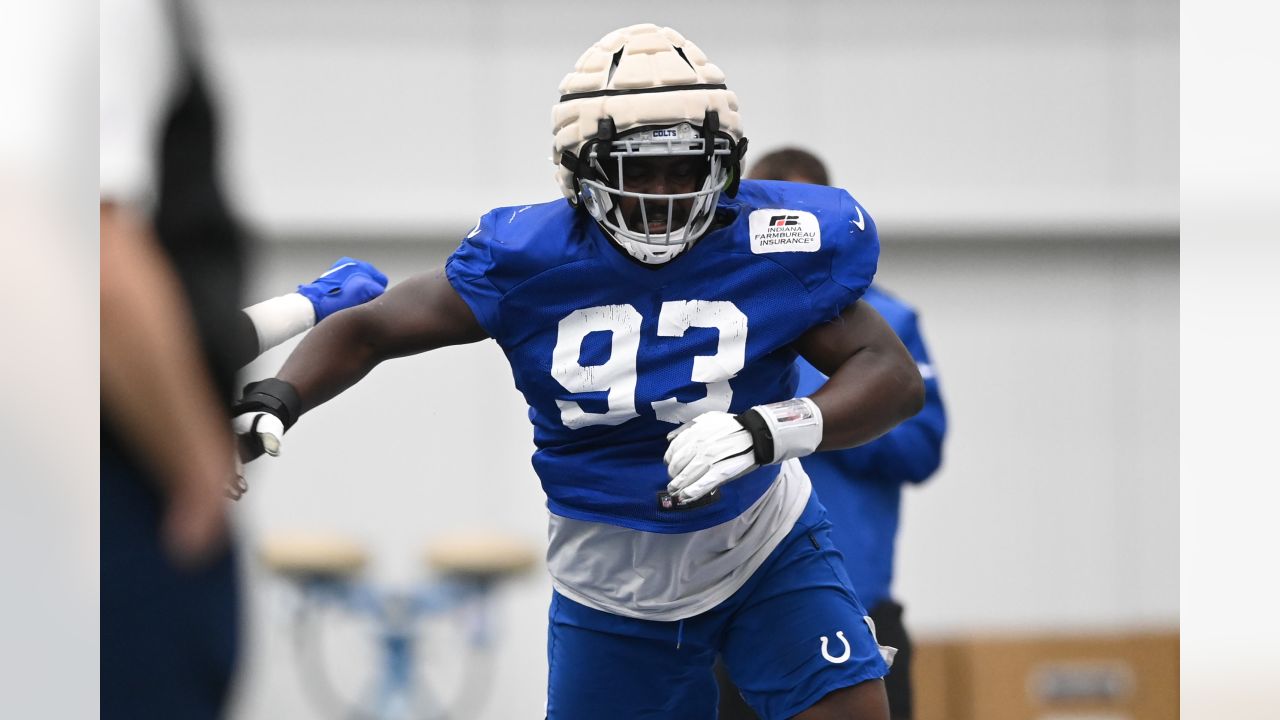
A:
[552, 24, 748, 264]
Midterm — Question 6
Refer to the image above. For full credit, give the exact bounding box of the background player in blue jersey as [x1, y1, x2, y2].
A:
[714, 148, 947, 720]
[233, 24, 924, 719]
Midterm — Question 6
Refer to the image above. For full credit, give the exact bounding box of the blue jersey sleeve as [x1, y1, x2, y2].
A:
[444, 211, 505, 339]
[827, 190, 880, 311]
[736, 181, 880, 326]
[793, 188, 879, 326]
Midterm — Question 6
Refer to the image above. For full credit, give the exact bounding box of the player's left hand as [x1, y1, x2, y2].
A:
[297, 257, 389, 322]
[663, 411, 759, 504]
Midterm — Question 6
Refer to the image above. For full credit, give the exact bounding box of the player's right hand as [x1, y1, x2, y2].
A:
[297, 257, 389, 322]
[663, 411, 760, 504]
[232, 378, 302, 462]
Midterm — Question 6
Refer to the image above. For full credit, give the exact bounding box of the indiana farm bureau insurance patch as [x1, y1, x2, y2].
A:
[748, 209, 821, 253]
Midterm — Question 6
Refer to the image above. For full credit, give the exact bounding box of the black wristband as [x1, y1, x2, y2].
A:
[234, 378, 303, 431]
[734, 408, 774, 466]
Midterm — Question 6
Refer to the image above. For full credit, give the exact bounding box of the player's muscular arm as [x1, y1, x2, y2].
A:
[794, 300, 924, 451]
[276, 268, 488, 414]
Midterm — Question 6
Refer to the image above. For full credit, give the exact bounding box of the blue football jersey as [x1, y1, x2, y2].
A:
[445, 179, 879, 533]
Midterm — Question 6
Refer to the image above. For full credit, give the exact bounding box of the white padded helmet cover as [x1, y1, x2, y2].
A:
[551, 23, 743, 202]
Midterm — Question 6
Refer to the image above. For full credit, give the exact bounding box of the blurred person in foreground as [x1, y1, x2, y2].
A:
[716, 147, 947, 720]
[100, 1, 385, 718]
[234, 23, 925, 719]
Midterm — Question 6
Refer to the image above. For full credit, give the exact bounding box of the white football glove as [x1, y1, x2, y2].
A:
[663, 412, 758, 504]
[231, 379, 301, 462]
[232, 410, 285, 460]
[663, 398, 825, 505]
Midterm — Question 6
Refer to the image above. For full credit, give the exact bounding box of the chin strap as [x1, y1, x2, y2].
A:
[724, 136, 748, 197]
[561, 117, 618, 206]
[702, 110, 719, 160]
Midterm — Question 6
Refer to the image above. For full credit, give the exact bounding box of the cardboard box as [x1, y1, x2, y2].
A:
[913, 631, 1178, 720]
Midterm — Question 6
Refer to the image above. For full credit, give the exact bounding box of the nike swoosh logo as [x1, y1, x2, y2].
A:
[319, 261, 357, 278]
[851, 206, 866, 232]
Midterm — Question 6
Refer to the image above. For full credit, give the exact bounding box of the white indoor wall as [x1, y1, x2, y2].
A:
[194, 0, 1177, 236]
[882, 238, 1179, 635]
[191, 2, 1179, 718]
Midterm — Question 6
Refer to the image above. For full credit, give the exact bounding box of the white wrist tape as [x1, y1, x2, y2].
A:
[243, 293, 316, 353]
[745, 397, 824, 465]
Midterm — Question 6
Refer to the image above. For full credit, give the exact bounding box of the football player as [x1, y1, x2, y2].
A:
[235, 24, 923, 719]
